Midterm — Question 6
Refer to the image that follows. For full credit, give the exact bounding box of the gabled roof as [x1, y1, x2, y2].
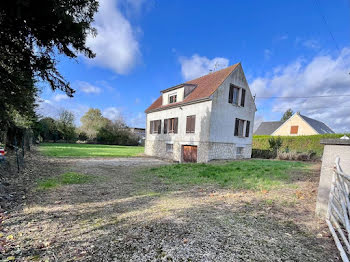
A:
[299, 114, 335, 134]
[145, 63, 240, 113]
[254, 121, 283, 135]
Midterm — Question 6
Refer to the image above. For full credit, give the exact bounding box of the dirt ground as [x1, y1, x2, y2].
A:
[0, 152, 340, 261]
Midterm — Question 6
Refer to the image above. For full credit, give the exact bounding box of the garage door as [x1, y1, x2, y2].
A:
[183, 145, 197, 163]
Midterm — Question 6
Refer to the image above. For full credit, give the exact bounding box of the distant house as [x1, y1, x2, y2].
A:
[129, 127, 145, 139]
[144, 63, 257, 163]
[254, 112, 335, 136]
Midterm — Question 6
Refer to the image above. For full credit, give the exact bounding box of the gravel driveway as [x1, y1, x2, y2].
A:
[2, 156, 339, 261]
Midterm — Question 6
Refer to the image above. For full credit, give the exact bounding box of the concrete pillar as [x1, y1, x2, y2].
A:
[316, 138, 350, 218]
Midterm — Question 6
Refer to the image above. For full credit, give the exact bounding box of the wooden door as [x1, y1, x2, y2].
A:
[183, 145, 197, 163]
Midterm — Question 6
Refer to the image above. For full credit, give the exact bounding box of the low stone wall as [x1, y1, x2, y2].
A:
[145, 140, 252, 163]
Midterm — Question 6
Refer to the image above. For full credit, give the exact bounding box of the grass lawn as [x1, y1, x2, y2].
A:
[37, 172, 94, 190]
[147, 159, 309, 190]
[39, 143, 144, 157]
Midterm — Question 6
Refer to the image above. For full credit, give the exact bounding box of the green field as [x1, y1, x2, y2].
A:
[146, 159, 308, 190]
[39, 143, 144, 157]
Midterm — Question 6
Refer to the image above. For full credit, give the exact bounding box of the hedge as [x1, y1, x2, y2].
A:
[253, 134, 349, 157]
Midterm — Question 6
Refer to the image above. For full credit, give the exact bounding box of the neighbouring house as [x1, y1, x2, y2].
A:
[254, 112, 335, 136]
[129, 127, 146, 139]
[144, 63, 257, 163]
[128, 127, 146, 145]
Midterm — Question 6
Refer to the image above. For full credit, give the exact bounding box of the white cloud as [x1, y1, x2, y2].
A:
[179, 54, 229, 80]
[135, 97, 140, 104]
[250, 48, 350, 133]
[253, 114, 265, 132]
[102, 107, 122, 121]
[303, 39, 320, 50]
[264, 49, 272, 60]
[278, 35, 288, 41]
[86, 0, 141, 74]
[76, 81, 102, 94]
[128, 112, 145, 127]
[53, 94, 69, 102]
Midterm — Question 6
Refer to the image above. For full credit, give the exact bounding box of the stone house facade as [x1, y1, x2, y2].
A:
[144, 63, 256, 163]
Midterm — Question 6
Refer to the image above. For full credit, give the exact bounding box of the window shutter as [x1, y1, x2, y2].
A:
[241, 89, 246, 107]
[192, 116, 196, 133]
[245, 121, 250, 137]
[150, 121, 153, 134]
[158, 120, 161, 134]
[290, 126, 298, 134]
[234, 118, 239, 136]
[228, 85, 233, 103]
[164, 119, 168, 134]
[186, 116, 190, 133]
[174, 118, 178, 133]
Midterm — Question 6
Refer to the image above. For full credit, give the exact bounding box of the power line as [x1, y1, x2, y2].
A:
[256, 94, 350, 99]
[272, 105, 350, 111]
[314, 0, 341, 53]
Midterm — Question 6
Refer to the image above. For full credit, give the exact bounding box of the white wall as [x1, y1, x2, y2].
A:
[209, 65, 256, 147]
[146, 100, 212, 143]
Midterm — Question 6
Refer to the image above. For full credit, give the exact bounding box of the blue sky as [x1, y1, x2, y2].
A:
[38, 0, 350, 132]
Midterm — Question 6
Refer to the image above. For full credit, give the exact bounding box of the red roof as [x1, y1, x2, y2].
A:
[145, 63, 240, 112]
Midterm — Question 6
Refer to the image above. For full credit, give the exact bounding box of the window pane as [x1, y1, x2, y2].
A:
[233, 88, 239, 105]
[241, 89, 246, 107]
[238, 120, 244, 136]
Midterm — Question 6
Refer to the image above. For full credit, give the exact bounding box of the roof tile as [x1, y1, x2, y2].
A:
[145, 63, 239, 112]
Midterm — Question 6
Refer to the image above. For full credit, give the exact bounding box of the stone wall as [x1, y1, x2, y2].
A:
[146, 140, 252, 163]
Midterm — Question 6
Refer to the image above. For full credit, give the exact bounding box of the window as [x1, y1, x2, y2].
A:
[245, 121, 250, 137]
[169, 94, 177, 104]
[150, 120, 161, 134]
[186, 115, 196, 133]
[234, 118, 245, 137]
[166, 143, 173, 153]
[228, 84, 240, 105]
[290, 125, 299, 135]
[236, 147, 244, 155]
[164, 118, 178, 134]
[241, 89, 246, 107]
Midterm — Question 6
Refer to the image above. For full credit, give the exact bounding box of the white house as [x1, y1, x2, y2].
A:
[144, 63, 257, 163]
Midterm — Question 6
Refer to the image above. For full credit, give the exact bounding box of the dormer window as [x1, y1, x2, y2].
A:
[169, 94, 177, 104]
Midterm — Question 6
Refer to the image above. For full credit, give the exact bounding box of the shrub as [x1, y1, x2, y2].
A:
[253, 134, 349, 157]
[268, 136, 282, 152]
[277, 150, 318, 161]
[78, 131, 88, 141]
[252, 149, 276, 159]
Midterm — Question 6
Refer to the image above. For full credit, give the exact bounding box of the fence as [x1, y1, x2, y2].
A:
[0, 130, 31, 173]
[327, 157, 350, 262]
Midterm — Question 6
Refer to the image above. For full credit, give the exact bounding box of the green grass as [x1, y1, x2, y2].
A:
[146, 159, 309, 190]
[39, 143, 144, 157]
[37, 172, 94, 190]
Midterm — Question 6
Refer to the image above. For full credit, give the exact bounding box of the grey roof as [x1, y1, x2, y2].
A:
[254, 121, 283, 135]
[300, 114, 335, 134]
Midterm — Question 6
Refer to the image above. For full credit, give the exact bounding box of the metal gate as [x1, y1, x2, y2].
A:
[327, 157, 350, 262]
